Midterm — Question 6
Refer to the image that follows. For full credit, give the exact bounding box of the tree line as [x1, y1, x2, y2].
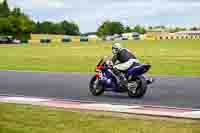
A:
[0, 0, 197, 40]
[0, 0, 80, 40]
[32, 21, 79, 35]
[96, 21, 192, 38]
[0, 0, 33, 40]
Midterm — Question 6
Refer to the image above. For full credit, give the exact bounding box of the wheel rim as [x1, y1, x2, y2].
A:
[135, 79, 142, 94]
[128, 81, 138, 94]
[128, 76, 147, 98]
[93, 79, 98, 89]
[92, 79, 102, 93]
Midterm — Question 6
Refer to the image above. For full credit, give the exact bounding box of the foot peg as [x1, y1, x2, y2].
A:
[147, 78, 155, 85]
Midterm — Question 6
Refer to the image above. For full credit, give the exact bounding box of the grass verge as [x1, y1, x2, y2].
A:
[1, 40, 200, 76]
[0, 103, 200, 133]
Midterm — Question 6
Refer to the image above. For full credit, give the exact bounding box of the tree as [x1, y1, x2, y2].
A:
[124, 26, 132, 33]
[32, 21, 41, 34]
[52, 23, 65, 34]
[190, 27, 199, 31]
[154, 25, 166, 29]
[31, 21, 80, 35]
[39, 21, 55, 34]
[0, 1, 34, 40]
[12, 8, 22, 17]
[0, 17, 12, 36]
[0, 0, 81, 40]
[97, 21, 124, 37]
[169, 27, 187, 33]
[132, 25, 146, 34]
[148, 26, 153, 30]
[8, 14, 34, 40]
[61, 21, 80, 35]
[0, 0, 10, 17]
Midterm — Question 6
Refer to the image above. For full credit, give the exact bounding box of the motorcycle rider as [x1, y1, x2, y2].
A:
[111, 43, 140, 88]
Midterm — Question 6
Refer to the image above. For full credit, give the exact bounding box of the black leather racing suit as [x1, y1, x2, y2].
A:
[112, 48, 138, 88]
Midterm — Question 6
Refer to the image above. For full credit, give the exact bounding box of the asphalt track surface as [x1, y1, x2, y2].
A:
[0, 71, 200, 109]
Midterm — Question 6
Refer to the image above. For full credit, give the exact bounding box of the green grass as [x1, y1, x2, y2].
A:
[0, 103, 200, 133]
[1, 40, 200, 76]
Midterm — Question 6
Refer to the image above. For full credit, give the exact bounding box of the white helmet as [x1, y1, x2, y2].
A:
[112, 43, 122, 55]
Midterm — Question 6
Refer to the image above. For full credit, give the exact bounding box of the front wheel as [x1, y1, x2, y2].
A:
[128, 76, 147, 98]
[89, 75, 105, 96]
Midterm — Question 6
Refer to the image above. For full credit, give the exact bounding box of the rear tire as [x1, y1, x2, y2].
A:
[89, 75, 105, 96]
[128, 76, 147, 98]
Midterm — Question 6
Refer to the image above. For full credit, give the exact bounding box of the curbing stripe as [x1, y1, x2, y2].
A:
[0, 95, 200, 119]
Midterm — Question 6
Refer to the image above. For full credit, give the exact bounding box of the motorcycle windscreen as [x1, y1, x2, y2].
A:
[127, 64, 151, 76]
[96, 56, 110, 66]
[96, 58, 104, 66]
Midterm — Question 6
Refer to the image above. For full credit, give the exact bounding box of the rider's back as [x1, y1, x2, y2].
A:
[117, 48, 136, 63]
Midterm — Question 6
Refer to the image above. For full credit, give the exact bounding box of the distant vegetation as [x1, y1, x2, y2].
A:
[0, 0, 80, 41]
[0, 0, 33, 40]
[96, 21, 148, 38]
[32, 21, 80, 36]
[0, 0, 199, 40]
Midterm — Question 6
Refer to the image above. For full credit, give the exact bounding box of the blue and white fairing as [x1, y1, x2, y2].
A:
[99, 70, 118, 91]
[127, 64, 151, 77]
[98, 64, 151, 91]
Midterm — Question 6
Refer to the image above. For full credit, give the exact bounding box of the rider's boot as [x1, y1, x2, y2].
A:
[112, 68, 128, 88]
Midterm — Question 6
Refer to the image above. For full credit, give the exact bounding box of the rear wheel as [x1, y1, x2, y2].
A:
[89, 75, 105, 96]
[128, 76, 147, 98]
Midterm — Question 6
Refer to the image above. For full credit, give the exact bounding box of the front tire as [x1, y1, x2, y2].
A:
[128, 76, 147, 98]
[89, 75, 105, 96]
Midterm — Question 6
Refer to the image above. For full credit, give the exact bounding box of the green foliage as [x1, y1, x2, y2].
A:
[97, 22, 148, 37]
[0, 0, 33, 40]
[9, 15, 34, 40]
[124, 26, 132, 33]
[39, 21, 55, 34]
[0, 0, 10, 17]
[169, 27, 187, 33]
[0, 0, 80, 41]
[32, 21, 80, 35]
[132, 25, 146, 34]
[190, 27, 199, 31]
[61, 20, 80, 35]
[32, 21, 42, 33]
[97, 21, 124, 37]
[0, 17, 12, 36]
[11, 7, 23, 17]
